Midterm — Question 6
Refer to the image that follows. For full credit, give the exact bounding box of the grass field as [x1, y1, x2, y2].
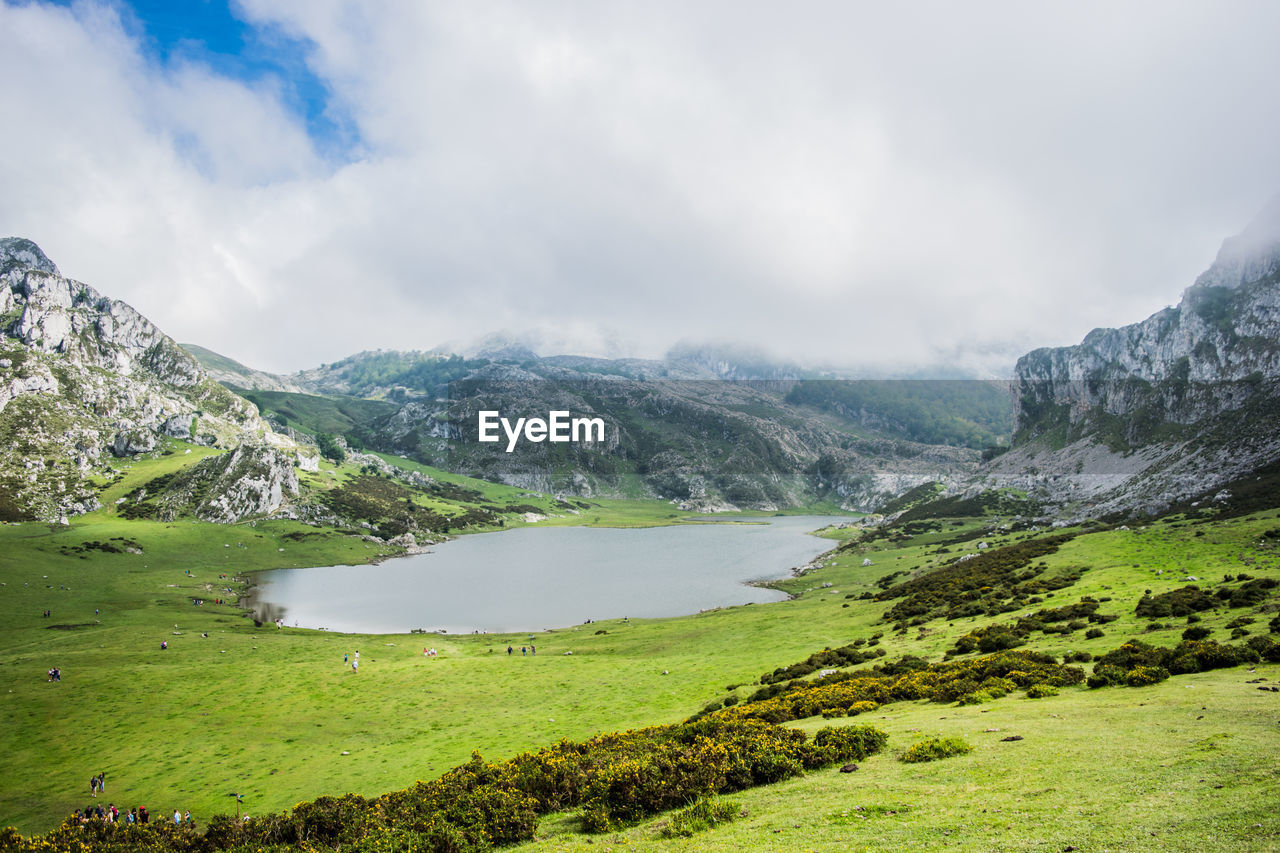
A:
[1, 450, 1278, 850]
[519, 665, 1280, 851]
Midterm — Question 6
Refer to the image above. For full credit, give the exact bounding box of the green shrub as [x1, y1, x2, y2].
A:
[1125, 665, 1171, 686]
[1182, 626, 1212, 641]
[1136, 586, 1217, 618]
[659, 797, 743, 838]
[900, 736, 974, 763]
[812, 725, 889, 763]
[1085, 628, 1105, 639]
[876, 534, 1078, 624]
[1226, 578, 1277, 608]
[580, 799, 616, 834]
[1246, 636, 1280, 662]
[1087, 663, 1127, 688]
[957, 690, 992, 705]
[1026, 683, 1059, 698]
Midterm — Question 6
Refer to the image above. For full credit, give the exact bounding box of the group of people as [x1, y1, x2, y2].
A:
[81, 774, 193, 827]
[74, 803, 192, 827]
[47, 667, 61, 681]
[506, 645, 536, 655]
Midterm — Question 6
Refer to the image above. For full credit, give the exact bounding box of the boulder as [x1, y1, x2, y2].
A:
[112, 429, 157, 456]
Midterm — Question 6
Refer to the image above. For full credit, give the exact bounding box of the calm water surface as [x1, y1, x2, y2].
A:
[247, 515, 842, 634]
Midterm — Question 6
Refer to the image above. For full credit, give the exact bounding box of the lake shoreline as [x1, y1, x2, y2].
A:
[243, 515, 849, 634]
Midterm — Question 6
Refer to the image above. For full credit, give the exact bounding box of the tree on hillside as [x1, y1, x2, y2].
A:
[317, 433, 346, 463]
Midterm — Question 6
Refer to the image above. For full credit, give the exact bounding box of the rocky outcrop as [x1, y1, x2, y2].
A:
[984, 196, 1280, 517]
[0, 237, 284, 520]
[149, 444, 300, 523]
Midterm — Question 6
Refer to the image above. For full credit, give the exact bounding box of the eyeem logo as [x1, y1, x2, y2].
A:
[477, 410, 606, 452]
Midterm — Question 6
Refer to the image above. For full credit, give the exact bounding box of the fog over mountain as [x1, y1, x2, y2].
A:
[2, 2, 1280, 374]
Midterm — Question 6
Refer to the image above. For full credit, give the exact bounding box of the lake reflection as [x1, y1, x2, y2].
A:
[246, 515, 843, 634]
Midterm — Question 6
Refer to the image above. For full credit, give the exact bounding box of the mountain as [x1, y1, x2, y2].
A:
[185, 345, 1014, 511]
[370, 369, 986, 510]
[981, 196, 1280, 516]
[0, 238, 299, 522]
[179, 343, 303, 393]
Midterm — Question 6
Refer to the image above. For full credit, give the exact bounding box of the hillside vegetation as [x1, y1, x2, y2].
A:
[1, 449, 1278, 851]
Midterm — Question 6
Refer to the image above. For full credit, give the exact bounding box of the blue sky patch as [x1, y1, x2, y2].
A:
[48, 0, 357, 159]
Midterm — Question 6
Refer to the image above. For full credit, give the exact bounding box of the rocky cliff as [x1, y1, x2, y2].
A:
[982, 196, 1280, 516]
[0, 238, 289, 521]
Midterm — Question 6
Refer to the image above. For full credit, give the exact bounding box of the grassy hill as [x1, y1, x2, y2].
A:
[1, 447, 1278, 851]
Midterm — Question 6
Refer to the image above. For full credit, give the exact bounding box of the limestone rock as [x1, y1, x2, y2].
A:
[0, 237, 286, 520]
[989, 196, 1280, 517]
[149, 445, 300, 523]
[112, 429, 157, 457]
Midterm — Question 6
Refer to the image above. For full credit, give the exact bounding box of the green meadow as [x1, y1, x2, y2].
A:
[1, 446, 1278, 850]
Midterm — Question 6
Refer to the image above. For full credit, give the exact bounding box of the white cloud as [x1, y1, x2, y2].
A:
[2, 0, 1280, 375]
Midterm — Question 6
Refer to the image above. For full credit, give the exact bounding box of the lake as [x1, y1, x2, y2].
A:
[245, 515, 844, 634]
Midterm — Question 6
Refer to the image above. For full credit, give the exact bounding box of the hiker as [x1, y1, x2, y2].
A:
[530, 645, 536, 655]
[90, 776, 98, 798]
[344, 653, 348, 664]
[160, 641, 167, 650]
[139, 806, 149, 824]
[98, 773, 105, 794]
[352, 659, 358, 673]
[507, 646, 513, 655]
[521, 646, 527, 656]
[173, 809, 181, 825]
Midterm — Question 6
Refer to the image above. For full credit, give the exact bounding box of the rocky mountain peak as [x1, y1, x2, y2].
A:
[0, 235, 204, 386]
[0, 237, 290, 521]
[1192, 193, 1280, 292]
[997, 197, 1280, 518]
[0, 237, 60, 276]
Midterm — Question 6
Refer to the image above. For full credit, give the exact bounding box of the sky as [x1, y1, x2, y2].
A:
[2, 1, 1279, 376]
